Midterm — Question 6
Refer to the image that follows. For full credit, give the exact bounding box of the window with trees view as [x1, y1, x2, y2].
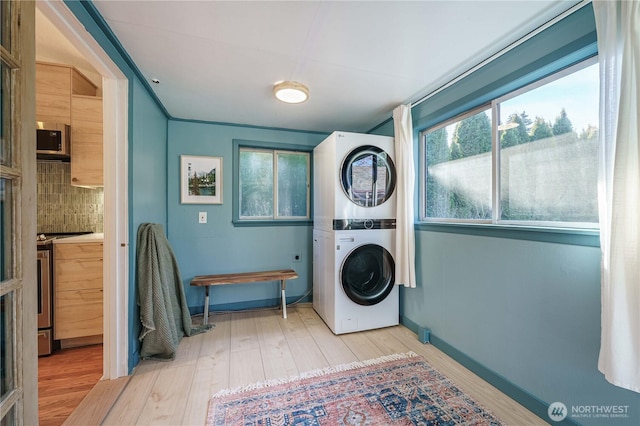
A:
[239, 147, 310, 220]
[423, 59, 599, 227]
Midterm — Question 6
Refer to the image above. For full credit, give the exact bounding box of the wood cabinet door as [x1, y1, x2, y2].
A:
[36, 62, 72, 124]
[54, 243, 104, 340]
[54, 289, 103, 340]
[71, 95, 103, 186]
[55, 258, 103, 292]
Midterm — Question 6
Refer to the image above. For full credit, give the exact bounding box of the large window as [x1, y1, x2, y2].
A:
[238, 146, 310, 222]
[422, 58, 599, 228]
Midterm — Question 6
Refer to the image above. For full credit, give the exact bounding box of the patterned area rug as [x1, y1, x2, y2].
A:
[207, 352, 503, 425]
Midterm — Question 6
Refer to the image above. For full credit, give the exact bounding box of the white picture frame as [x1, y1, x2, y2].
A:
[180, 155, 223, 204]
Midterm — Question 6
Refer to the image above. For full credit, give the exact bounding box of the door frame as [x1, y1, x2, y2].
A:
[37, 0, 129, 379]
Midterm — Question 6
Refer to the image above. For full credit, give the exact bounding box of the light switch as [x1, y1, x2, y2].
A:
[198, 212, 207, 223]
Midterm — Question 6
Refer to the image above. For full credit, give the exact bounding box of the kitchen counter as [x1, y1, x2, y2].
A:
[53, 232, 104, 244]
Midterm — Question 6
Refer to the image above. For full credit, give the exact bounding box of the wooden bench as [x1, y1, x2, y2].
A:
[190, 269, 298, 324]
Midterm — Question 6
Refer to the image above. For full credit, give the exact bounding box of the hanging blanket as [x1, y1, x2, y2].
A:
[136, 223, 212, 360]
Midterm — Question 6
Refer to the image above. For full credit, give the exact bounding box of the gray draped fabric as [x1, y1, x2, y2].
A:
[136, 223, 212, 360]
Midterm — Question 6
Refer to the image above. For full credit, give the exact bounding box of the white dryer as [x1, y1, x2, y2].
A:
[314, 131, 396, 231]
[313, 226, 398, 335]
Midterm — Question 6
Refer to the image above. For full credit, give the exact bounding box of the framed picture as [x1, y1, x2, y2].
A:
[180, 155, 223, 204]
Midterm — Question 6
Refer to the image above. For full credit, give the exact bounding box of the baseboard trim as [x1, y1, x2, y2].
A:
[399, 317, 581, 426]
[189, 295, 313, 316]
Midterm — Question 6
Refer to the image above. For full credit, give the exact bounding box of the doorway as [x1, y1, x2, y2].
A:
[36, 0, 129, 385]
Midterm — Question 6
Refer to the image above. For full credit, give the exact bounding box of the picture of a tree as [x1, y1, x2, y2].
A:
[181, 155, 223, 204]
[188, 168, 216, 196]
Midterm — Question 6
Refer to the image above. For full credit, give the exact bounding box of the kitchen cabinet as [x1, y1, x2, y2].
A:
[71, 95, 103, 186]
[54, 241, 103, 344]
[36, 61, 104, 187]
[35, 62, 98, 125]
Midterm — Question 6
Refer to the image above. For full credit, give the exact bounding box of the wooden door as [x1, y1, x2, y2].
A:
[0, 1, 38, 425]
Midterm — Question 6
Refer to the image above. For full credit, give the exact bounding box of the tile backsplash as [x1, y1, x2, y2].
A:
[37, 161, 104, 233]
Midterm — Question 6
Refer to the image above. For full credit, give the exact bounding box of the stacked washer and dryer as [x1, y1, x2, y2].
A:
[313, 131, 399, 334]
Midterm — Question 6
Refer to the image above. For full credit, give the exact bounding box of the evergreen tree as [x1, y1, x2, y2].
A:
[552, 108, 573, 135]
[500, 113, 530, 148]
[450, 141, 463, 160]
[426, 127, 450, 218]
[500, 127, 520, 148]
[514, 113, 530, 143]
[520, 110, 532, 128]
[529, 116, 553, 141]
[450, 112, 492, 158]
[446, 113, 492, 219]
[426, 127, 449, 165]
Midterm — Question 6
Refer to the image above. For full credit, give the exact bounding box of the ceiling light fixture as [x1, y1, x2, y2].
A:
[497, 122, 519, 131]
[273, 81, 309, 104]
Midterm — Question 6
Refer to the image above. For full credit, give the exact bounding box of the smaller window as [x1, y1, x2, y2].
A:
[238, 146, 310, 222]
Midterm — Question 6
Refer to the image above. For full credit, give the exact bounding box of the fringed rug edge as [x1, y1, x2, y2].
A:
[210, 351, 419, 399]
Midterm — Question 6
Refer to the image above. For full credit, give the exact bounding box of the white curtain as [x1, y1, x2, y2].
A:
[393, 104, 416, 288]
[594, 0, 640, 393]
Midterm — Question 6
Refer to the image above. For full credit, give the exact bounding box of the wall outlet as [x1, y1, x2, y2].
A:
[198, 212, 207, 224]
[292, 253, 302, 263]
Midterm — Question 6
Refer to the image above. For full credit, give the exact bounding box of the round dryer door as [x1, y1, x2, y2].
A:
[341, 244, 395, 306]
[341, 145, 396, 207]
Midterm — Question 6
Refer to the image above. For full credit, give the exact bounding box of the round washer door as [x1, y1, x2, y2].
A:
[340, 243, 395, 306]
[341, 145, 396, 207]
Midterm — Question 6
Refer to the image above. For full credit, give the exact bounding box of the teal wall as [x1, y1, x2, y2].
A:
[403, 231, 640, 425]
[128, 80, 168, 366]
[166, 120, 326, 312]
[64, 1, 170, 370]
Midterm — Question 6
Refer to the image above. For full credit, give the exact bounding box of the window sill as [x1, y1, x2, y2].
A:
[232, 219, 313, 227]
[415, 222, 600, 247]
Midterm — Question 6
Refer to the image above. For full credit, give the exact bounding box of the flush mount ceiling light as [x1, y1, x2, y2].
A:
[497, 122, 519, 131]
[273, 81, 309, 104]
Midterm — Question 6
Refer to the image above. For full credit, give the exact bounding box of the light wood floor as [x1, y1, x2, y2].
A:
[92, 305, 547, 426]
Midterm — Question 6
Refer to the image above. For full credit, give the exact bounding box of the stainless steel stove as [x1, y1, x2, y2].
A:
[36, 232, 92, 355]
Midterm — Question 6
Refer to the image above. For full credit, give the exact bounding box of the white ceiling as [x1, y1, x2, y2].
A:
[36, 8, 103, 91]
[39, 1, 579, 134]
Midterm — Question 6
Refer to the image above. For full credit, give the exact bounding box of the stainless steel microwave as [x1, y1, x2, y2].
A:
[36, 122, 70, 160]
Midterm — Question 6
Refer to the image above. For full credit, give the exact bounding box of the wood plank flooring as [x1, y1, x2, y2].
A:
[100, 305, 547, 426]
[38, 344, 103, 426]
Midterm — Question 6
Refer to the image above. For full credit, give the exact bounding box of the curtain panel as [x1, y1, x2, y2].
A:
[594, 0, 640, 394]
[393, 104, 416, 288]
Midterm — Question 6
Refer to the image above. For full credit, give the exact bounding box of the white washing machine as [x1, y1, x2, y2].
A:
[313, 226, 398, 335]
[314, 131, 396, 231]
